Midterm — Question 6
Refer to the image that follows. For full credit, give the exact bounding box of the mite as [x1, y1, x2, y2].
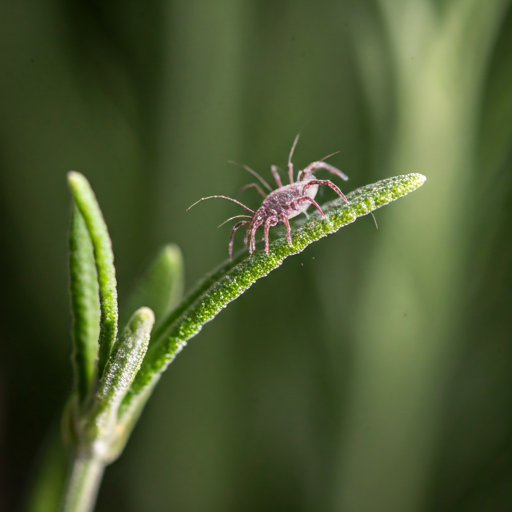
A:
[188, 134, 349, 259]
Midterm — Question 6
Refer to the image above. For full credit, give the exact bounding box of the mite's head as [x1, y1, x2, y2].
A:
[301, 168, 316, 181]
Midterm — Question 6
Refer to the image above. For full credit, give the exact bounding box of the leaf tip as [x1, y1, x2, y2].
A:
[161, 243, 183, 265]
[67, 170, 82, 182]
[136, 306, 155, 324]
[67, 171, 90, 194]
[416, 173, 427, 185]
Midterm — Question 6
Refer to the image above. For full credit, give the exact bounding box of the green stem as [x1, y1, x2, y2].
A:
[60, 454, 105, 512]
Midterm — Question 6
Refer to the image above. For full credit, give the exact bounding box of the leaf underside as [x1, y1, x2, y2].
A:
[120, 173, 426, 415]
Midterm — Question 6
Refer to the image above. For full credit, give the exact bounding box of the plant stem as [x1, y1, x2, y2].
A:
[61, 453, 105, 512]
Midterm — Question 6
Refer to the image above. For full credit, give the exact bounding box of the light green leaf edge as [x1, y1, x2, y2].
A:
[67, 172, 119, 380]
[69, 204, 100, 403]
[120, 173, 426, 417]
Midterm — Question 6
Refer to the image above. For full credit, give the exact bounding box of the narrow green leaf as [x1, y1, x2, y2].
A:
[122, 173, 426, 411]
[67, 172, 118, 379]
[120, 244, 184, 330]
[88, 307, 154, 448]
[69, 204, 100, 403]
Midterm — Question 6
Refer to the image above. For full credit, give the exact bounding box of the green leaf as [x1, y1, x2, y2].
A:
[122, 173, 426, 412]
[67, 172, 118, 380]
[69, 203, 101, 403]
[120, 244, 184, 331]
[85, 307, 154, 461]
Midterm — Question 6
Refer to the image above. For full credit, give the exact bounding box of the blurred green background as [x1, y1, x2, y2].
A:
[1, 1, 511, 511]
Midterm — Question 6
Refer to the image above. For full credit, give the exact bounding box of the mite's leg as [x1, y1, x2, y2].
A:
[263, 217, 278, 254]
[293, 196, 326, 217]
[248, 219, 264, 254]
[187, 195, 255, 213]
[239, 183, 267, 198]
[287, 133, 301, 183]
[302, 161, 349, 181]
[271, 165, 283, 188]
[280, 215, 292, 246]
[228, 161, 272, 191]
[218, 215, 252, 228]
[303, 179, 349, 203]
[229, 220, 249, 260]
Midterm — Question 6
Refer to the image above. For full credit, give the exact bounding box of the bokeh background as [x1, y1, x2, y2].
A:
[1, 1, 511, 511]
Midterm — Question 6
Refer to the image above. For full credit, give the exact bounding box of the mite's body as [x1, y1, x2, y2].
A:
[188, 134, 349, 259]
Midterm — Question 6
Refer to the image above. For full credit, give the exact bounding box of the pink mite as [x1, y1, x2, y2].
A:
[188, 133, 349, 260]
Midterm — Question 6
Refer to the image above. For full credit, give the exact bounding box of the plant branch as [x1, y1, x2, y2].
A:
[60, 455, 105, 512]
[59, 171, 425, 512]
